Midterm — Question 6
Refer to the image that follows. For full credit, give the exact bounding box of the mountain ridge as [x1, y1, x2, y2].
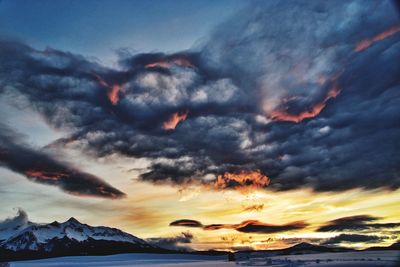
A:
[0, 216, 148, 252]
[0, 215, 161, 261]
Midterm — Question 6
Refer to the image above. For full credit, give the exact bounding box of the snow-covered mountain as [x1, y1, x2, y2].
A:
[0, 209, 32, 242]
[0, 209, 150, 252]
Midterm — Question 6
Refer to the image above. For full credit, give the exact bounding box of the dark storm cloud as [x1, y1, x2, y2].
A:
[322, 234, 385, 245]
[146, 231, 194, 251]
[170, 219, 308, 234]
[0, 0, 400, 193]
[317, 215, 400, 232]
[0, 123, 125, 198]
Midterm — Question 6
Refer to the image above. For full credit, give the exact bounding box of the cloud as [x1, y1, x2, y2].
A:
[0, 123, 125, 199]
[354, 25, 400, 52]
[317, 215, 400, 232]
[206, 220, 308, 234]
[322, 234, 386, 245]
[0, 208, 29, 231]
[146, 231, 194, 251]
[323, 215, 379, 225]
[275, 237, 325, 246]
[169, 219, 203, 228]
[214, 170, 270, 193]
[0, 0, 400, 193]
[170, 219, 308, 234]
[242, 204, 264, 212]
[162, 111, 189, 130]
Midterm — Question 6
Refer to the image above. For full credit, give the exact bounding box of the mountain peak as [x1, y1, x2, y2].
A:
[65, 217, 80, 224]
[49, 220, 60, 227]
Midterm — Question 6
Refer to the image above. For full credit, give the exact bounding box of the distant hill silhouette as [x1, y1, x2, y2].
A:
[234, 241, 399, 258]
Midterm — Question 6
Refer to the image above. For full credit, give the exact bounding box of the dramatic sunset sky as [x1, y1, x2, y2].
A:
[0, 0, 400, 251]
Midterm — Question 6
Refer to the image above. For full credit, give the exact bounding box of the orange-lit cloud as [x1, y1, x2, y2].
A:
[91, 72, 123, 105]
[91, 72, 109, 88]
[355, 25, 400, 52]
[271, 83, 341, 123]
[145, 62, 170, 69]
[108, 84, 122, 105]
[214, 170, 270, 193]
[271, 103, 326, 123]
[163, 111, 189, 130]
[145, 57, 195, 69]
[24, 170, 65, 181]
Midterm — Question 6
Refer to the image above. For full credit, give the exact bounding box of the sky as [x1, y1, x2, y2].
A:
[0, 0, 400, 251]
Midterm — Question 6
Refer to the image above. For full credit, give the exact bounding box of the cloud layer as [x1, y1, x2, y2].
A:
[170, 219, 308, 234]
[146, 231, 194, 251]
[322, 234, 385, 245]
[0, 0, 399, 193]
[317, 214, 400, 232]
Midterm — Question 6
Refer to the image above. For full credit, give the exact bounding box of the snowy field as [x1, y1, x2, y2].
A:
[235, 250, 400, 267]
[7, 253, 233, 267]
[6, 250, 400, 267]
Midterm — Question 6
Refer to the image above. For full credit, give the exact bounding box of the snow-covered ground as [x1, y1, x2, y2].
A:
[236, 250, 400, 266]
[6, 250, 400, 267]
[8, 253, 233, 267]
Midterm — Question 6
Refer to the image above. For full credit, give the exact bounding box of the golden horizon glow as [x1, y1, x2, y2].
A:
[97, 179, 400, 251]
